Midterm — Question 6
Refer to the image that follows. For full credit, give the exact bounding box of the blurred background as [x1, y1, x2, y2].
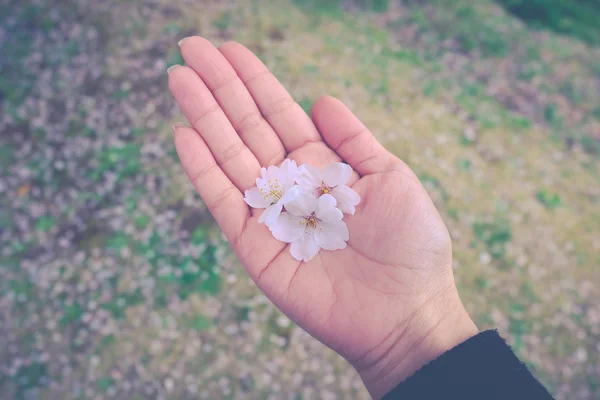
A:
[1, 0, 599, 399]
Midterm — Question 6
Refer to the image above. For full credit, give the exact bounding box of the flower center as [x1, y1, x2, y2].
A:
[315, 184, 332, 197]
[306, 215, 318, 229]
[301, 213, 319, 230]
[260, 179, 283, 203]
[269, 189, 282, 201]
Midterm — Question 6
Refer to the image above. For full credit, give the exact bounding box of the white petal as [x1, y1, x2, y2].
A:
[290, 234, 321, 262]
[331, 185, 361, 215]
[259, 167, 269, 182]
[280, 185, 302, 205]
[279, 159, 298, 190]
[284, 192, 317, 217]
[269, 212, 305, 243]
[266, 165, 279, 181]
[259, 203, 283, 225]
[315, 220, 349, 251]
[296, 164, 322, 190]
[322, 163, 352, 187]
[244, 187, 271, 209]
[315, 194, 343, 222]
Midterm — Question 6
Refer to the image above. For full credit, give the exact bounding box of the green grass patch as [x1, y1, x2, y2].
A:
[189, 315, 212, 331]
[298, 98, 313, 115]
[90, 144, 141, 181]
[60, 301, 85, 326]
[35, 216, 56, 232]
[580, 136, 600, 156]
[536, 189, 562, 209]
[474, 276, 489, 289]
[418, 172, 450, 203]
[212, 12, 234, 31]
[110, 89, 130, 100]
[508, 302, 533, 356]
[0, 145, 14, 169]
[14, 362, 48, 394]
[235, 305, 252, 322]
[407, 0, 510, 57]
[166, 47, 185, 68]
[457, 158, 472, 171]
[135, 215, 151, 230]
[107, 233, 131, 251]
[101, 289, 144, 319]
[96, 376, 115, 391]
[137, 226, 222, 307]
[493, 0, 600, 45]
[293, 0, 344, 17]
[295, 0, 388, 13]
[473, 217, 512, 260]
[355, 0, 389, 12]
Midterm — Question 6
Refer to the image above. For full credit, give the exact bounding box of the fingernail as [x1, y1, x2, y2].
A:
[172, 122, 187, 132]
[167, 64, 181, 74]
[178, 37, 190, 47]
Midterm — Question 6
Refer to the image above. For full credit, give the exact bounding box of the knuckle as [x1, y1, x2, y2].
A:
[207, 186, 238, 211]
[265, 96, 296, 118]
[191, 103, 221, 126]
[189, 162, 218, 187]
[237, 111, 264, 133]
[218, 141, 247, 166]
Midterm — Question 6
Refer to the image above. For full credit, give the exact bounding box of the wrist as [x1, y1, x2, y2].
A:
[353, 288, 478, 399]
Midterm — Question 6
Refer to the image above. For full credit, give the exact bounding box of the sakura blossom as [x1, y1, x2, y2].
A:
[244, 159, 299, 225]
[296, 163, 360, 215]
[269, 192, 349, 262]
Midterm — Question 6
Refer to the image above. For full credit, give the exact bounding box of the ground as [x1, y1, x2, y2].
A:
[0, 0, 599, 399]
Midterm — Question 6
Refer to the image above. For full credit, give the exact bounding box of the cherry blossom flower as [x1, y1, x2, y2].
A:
[296, 162, 360, 215]
[269, 192, 349, 262]
[244, 159, 299, 225]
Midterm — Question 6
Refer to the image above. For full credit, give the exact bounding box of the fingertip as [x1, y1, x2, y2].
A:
[179, 35, 213, 51]
[311, 95, 339, 120]
[218, 40, 242, 52]
[167, 64, 181, 75]
[179, 36, 219, 65]
[167, 65, 192, 91]
[172, 122, 189, 134]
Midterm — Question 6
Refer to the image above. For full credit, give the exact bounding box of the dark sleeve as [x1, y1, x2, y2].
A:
[382, 330, 553, 400]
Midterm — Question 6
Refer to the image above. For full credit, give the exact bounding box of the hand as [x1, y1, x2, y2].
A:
[168, 37, 478, 399]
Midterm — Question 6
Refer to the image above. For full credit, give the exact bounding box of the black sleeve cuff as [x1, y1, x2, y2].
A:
[382, 330, 553, 400]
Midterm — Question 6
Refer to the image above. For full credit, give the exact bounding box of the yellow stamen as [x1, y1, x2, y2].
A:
[301, 214, 318, 229]
[270, 190, 282, 201]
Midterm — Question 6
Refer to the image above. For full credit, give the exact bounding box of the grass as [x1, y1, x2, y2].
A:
[89, 144, 141, 181]
[293, 0, 389, 15]
[14, 363, 48, 395]
[214, 12, 234, 30]
[494, 0, 600, 45]
[536, 189, 563, 209]
[404, 0, 511, 57]
[2, 0, 599, 398]
[473, 218, 513, 261]
[189, 315, 212, 331]
[34, 216, 56, 232]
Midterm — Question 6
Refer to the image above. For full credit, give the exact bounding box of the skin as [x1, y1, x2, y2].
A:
[168, 37, 478, 399]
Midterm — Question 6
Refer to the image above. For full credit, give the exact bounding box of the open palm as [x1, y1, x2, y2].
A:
[169, 37, 476, 398]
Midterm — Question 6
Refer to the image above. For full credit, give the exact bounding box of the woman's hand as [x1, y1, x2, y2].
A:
[168, 37, 478, 399]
